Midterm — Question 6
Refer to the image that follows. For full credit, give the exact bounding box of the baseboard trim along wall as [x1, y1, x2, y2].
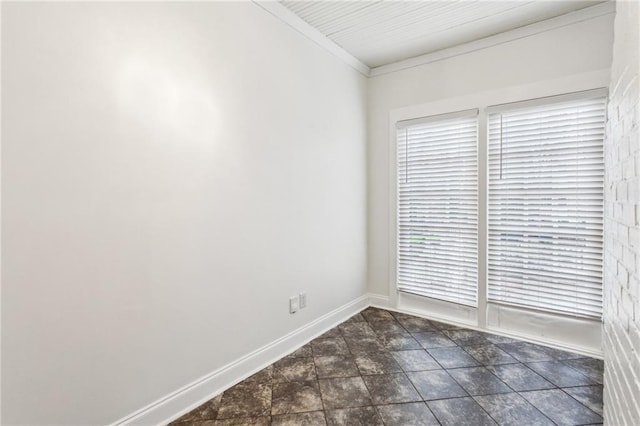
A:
[111, 295, 370, 426]
[114, 292, 602, 425]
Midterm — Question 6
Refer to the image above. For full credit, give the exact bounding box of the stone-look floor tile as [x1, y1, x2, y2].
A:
[486, 363, 555, 391]
[565, 358, 604, 384]
[447, 367, 512, 396]
[368, 319, 405, 335]
[427, 347, 480, 369]
[521, 389, 602, 426]
[318, 328, 342, 339]
[339, 322, 377, 337]
[463, 344, 518, 366]
[390, 311, 416, 321]
[217, 382, 272, 419]
[242, 366, 273, 385]
[496, 342, 556, 363]
[354, 352, 402, 375]
[311, 337, 350, 357]
[484, 333, 519, 344]
[271, 411, 326, 426]
[526, 361, 595, 387]
[213, 417, 271, 426]
[407, 370, 468, 400]
[563, 385, 604, 415]
[570, 356, 603, 373]
[473, 393, 555, 426]
[271, 381, 323, 415]
[343, 313, 366, 324]
[287, 344, 312, 358]
[344, 336, 386, 354]
[318, 377, 372, 409]
[361, 307, 395, 321]
[412, 331, 457, 349]
[362, 373, 422, 404]
[397, 316, 437, 333]
[442, 329, 488, 346]
[273, 357, 316, 383]
[325, 407, 384, 426]
[430, 321, 464, 331]
[391, 350, 440, 372]
[428, 397, 497, 426]
[542, 347, 585, 361]
[367, 316, 399, 325]
[377, 333, 422, 351]
[376, 402, 439, 426]
[314, 355, 359, 379]
[170, 394, 222, 423]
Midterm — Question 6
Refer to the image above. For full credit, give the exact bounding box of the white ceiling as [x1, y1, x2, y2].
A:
[280, 0, 606, 68]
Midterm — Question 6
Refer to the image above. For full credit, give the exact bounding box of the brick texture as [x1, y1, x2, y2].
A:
[603, 2, 640, 425]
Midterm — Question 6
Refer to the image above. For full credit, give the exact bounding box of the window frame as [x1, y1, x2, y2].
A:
[387, 85, 608, 356]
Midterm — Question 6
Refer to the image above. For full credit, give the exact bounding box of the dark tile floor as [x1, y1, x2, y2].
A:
[169, 307, 604, 426]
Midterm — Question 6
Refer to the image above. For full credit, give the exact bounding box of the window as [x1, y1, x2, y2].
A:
[396, 110, 478, 306]
[487, 95, 606, 318]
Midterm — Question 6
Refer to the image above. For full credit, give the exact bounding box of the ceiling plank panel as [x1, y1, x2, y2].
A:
[280, 0, 606, 68]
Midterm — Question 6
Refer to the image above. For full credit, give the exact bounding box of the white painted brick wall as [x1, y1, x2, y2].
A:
[603, 2, 640, 425]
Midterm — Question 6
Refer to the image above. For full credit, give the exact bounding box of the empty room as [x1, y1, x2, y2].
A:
[1, 0, 638, 425]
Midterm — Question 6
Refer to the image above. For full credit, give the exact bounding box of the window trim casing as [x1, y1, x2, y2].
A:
[387, 81, 608, 357]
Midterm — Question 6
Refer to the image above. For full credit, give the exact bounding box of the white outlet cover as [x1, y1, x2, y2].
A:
[299, 292, 307, 309]
[289, 296, 299, 314]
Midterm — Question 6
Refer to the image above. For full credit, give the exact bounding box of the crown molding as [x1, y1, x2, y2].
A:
[369, 1, 616, 77]
[252, 1, 371, 77]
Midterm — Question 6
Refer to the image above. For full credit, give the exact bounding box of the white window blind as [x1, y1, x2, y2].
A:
[397, 111, 478, 306]
[487, 95, 606, 318]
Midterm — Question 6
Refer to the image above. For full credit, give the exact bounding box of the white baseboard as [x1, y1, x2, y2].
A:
[111, 291, 602, 426]
[367, 293, 391, 309]
[111, 295, 370, 426]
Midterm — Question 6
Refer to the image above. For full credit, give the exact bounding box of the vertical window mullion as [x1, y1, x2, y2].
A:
[477, 108, 488, 327]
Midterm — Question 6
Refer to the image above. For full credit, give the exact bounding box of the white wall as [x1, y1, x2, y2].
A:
[367, 13, 614, 297]
[603, 1, 640, 424]
[1, 2, 367, 425]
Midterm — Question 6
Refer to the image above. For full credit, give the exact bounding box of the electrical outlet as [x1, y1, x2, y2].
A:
[289, 296, 299, 314]
[299, 292, 307, 309]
